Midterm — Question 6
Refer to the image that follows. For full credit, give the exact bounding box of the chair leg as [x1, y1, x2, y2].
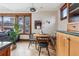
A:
[28, 40, 31, 48]
[39, 47, 41, 56]
[46, 47, 50, 56]
[35, 42, 38, 50]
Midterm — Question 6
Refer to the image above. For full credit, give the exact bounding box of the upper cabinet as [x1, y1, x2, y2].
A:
[69, 3, 79, 15]
[60, 3, 79, 32]
[60, 3, 79, 23]
[69, 3, 79, 23]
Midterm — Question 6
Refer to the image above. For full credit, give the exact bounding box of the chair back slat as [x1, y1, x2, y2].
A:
[37, 36, 49, 43]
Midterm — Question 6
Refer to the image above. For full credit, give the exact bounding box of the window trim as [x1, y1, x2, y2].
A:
[60, 3, 67, 20]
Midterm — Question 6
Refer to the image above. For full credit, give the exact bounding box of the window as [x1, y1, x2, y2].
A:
[18, 16, 24, 33]
[3, 16, 15, 31]
[0, 13, 31, 34]
[18, 16, 31, 34]
[25, 16, 30, 34]
[62, 8, 68, 18]
[0, 17, 2, 31]
[60, 3, 68, 20]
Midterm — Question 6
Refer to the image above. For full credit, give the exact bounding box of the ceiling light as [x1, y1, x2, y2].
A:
[30, 7, 36, 12]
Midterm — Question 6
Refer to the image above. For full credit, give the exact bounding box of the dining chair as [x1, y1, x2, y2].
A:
[28, 33, 36, 48]
[37, 36, 50, 56]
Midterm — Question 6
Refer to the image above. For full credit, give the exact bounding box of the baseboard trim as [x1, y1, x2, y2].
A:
[19, 39, 29, 41]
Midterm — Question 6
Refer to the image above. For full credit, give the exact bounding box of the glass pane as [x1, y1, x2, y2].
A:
[25, 16, 30, 34]
[62, 8, 67, 18]
[70, 15, 79, 22]
[0, 17, 2, 26]
[18, 16, 23, 33]
[0, 17, 2, 31]
[3, 16, 15, 26]
[3, 16, 15, 31]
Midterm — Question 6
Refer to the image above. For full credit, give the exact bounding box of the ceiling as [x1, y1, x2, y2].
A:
[0, 3, 61, 12]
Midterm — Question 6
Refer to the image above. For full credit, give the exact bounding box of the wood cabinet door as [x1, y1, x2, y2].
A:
[0, 46, 10, 56]
[56, 32, 69, 56]
[56, 32, 65, 56]
[64, 34, 70, 56]
[70, 35, 79, 56]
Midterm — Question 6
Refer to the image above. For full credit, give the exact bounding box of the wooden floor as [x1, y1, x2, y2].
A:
[11, 41, 56, 56]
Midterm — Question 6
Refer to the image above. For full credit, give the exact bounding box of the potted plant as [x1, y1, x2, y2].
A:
[9, 23, 19, 50]
[9, 29, 17, 50]
[14, 23, 19, 35]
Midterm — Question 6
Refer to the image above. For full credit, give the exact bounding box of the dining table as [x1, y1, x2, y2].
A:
[34, 34, 50, 37]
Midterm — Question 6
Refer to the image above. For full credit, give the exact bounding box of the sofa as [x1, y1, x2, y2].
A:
[0, 32, 19, 42]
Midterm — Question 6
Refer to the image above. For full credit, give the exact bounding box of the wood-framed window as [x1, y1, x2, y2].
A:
[17, 15, 31, 34]
[3, 16, 15, 31]
[25, 16, 31, 34]
[0, 16, 2, 31]
[18, 16, 24, 33]
[0, 13, 32, 34]
[60, 3, 68, 20]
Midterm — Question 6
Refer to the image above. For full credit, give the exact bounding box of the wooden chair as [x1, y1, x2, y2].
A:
[36, 36, 50, 56]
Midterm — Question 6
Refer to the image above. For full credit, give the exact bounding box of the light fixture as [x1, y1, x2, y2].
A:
[30, 7, 36, 12]
[26, 3, 43, 13]
[30, 3, 36, 12]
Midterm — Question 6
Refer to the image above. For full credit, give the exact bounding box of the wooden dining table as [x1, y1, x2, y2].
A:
[33, 34, 50, 38]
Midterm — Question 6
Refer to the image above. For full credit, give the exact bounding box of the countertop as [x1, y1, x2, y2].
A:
[57, 31, 79, 36]
[0, 42, 12, 50]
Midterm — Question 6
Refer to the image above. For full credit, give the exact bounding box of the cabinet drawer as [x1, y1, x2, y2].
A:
[68, 23, 79, 32]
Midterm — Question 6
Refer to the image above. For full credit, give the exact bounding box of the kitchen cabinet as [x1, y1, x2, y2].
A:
[0, 42, 11, 56]
[56, 32, 79, 56]
[56, 32, 69, 56]
[56, 32, 65, 56]
[0, 46, 10, 56]
[67, 22, 79, 32]
[70, 35, 79, 56]
[67, 3, 79, 32]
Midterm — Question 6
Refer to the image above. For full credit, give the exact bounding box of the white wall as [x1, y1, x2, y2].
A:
[32, 11, 58, 35]
[57, 4, 68, 31]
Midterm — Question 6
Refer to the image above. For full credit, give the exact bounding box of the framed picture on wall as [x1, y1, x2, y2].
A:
[34, 20, 42, 29]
